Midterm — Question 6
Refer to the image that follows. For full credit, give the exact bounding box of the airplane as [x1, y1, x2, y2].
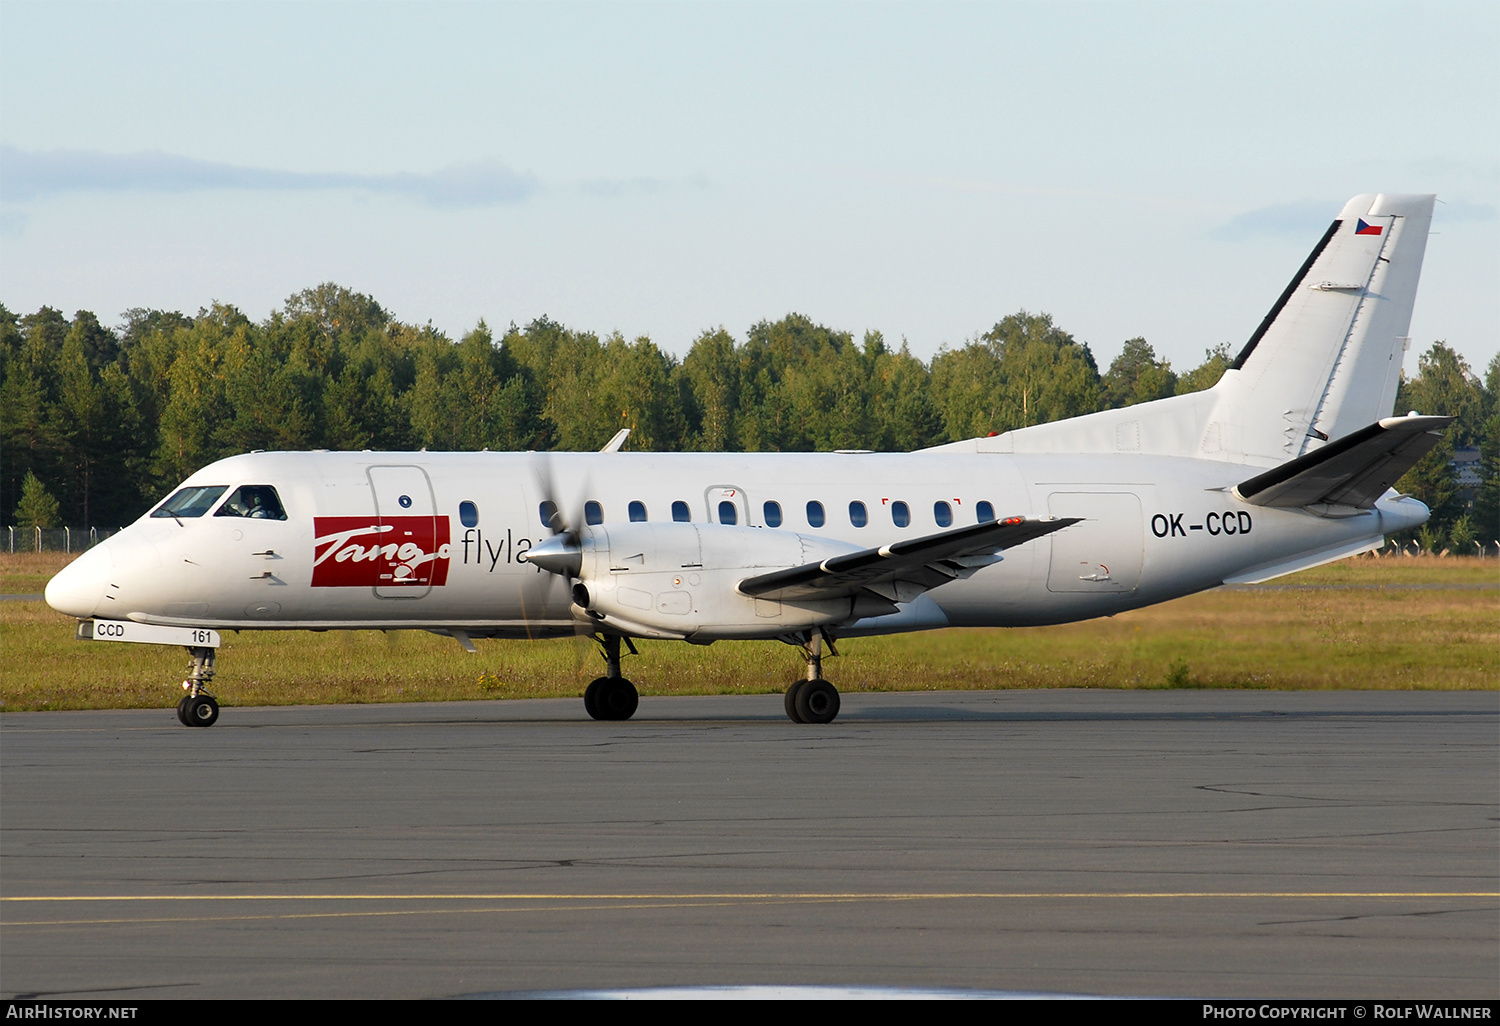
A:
[45, 193, 1452, 727]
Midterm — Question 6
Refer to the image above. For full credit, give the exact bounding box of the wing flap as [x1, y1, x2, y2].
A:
[737, 516, 1077, 602]
[1233, 414, 1454, 509]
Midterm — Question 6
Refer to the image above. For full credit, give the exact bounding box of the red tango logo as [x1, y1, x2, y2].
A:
[312, 517, 452, 588]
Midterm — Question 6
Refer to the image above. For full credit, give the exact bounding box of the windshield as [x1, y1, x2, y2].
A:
[151, 486, 228, 519]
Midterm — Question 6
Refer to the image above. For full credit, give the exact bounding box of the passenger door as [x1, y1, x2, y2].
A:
[367, 466, 445, 599]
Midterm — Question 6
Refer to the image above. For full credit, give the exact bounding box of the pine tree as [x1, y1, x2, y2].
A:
[15, 471, 60, 530]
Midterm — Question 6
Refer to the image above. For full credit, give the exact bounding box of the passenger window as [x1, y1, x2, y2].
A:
[891, 501, 910, 528]
[977, 501, 996, 523]
[539, 501, 560, 531]
[153, 485, 228, 519]
[763, 501, 782, 528]
[849, 501, 867, 527]
[585, 501, 604, 526]
[628, 500, 647, 523]
[934, 501, 953, 528]
[212, 485, 287, 521]
[459, 501, 479, 528]
[672, 500, 691, 523]
[718, 500, 738, 525]
[806, 501, 825, 528]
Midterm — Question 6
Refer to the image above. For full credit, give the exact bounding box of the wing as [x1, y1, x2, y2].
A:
[1234, 414, 1454, 510]
[736, 516, 1078, 604]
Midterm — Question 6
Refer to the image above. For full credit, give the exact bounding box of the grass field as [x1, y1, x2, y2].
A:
[2, 551, 1495, 711]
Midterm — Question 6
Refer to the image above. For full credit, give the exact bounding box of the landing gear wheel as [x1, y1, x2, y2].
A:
[794, 679, 840, 724]
[184, 694, 219, 728]
[176, 696, 192, 726]
[784, 681, 807, 723]
[583, 677, 608, 720]
[596, 677, 638, 721]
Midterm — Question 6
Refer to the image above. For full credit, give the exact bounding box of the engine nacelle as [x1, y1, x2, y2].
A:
[566, 522, 895, 640]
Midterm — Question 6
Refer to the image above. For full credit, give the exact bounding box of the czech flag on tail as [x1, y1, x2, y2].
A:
[1355, 218, 1384, 236]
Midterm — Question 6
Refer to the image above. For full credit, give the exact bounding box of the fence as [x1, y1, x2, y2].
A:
[6, 527, 119, 554]
[1365, 539, 1500, 558]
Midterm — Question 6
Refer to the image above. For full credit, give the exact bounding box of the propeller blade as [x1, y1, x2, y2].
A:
[522, 452, 597, 650]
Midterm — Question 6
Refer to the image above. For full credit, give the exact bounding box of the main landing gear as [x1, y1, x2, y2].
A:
[577, 629, 843, 724]
[784, 630, 841, 724]
[584, 633, 639, 721]
[176, 646, 220, 728]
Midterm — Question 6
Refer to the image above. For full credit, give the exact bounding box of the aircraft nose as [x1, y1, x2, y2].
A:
[45, 542, 111, 618]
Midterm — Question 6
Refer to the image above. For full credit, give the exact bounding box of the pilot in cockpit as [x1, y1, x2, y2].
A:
[215, 485, 287, 521]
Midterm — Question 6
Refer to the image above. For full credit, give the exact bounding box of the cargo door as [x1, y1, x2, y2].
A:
[1046, 492, 1143, 593]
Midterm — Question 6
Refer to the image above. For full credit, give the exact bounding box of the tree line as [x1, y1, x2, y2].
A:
[2, 283, 1494, 549]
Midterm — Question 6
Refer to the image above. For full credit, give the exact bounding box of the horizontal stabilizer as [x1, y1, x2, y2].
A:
[1233, 414, 1453, 509]
[737, 516, 1077, 603]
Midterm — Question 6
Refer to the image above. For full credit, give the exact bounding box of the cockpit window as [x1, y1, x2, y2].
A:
[151, 486, 228, 519]
[213, 485, 288, 521]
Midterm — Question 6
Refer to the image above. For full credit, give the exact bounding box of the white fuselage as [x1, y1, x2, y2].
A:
[46, 448, 1428, 641]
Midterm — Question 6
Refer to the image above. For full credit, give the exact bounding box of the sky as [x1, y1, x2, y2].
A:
[1, 1, 1496, 377]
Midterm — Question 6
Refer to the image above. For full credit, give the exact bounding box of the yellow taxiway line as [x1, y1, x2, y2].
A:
[5, 891, 1495, 901]
[6, 892, 1492, 927]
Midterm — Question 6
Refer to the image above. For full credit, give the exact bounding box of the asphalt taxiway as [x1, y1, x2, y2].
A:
[1, 690, 1495, 999]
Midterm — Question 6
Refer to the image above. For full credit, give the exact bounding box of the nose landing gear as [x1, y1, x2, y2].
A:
[177, 693, 219, 727]
[176, 646, 220, 728]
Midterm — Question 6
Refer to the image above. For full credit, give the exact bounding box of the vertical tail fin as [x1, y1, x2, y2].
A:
[1206, 193, 1435, 462]
[921, 193, 1436, 467]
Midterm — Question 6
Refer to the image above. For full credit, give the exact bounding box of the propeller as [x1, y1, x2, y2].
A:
[519, 453, 600, 682]
[527, 452, 586, 581]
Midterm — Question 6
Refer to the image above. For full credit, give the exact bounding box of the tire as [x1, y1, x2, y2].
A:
[176, 696, 192, 726]
[784, 681, 806, 723]
[598, 677, 638, 721]
[794, 679, 839, 724]
[584, 677, 608, 720]
[185, 695, 219, 728]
